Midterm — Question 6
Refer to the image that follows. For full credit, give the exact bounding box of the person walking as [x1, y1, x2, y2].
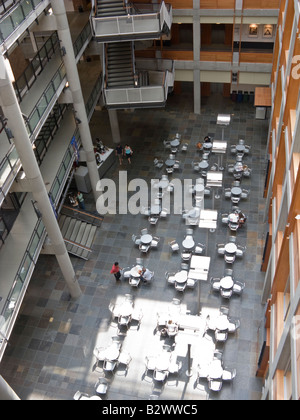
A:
[115, 144, 123, 165]
[124, 144, 133, 164]
[77, 191, 85, 210]
[110, 262, 122, 281]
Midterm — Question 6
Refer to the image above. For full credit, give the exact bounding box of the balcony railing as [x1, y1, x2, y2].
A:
[0, 0, 48, 44]
[91, 1, 172, 41]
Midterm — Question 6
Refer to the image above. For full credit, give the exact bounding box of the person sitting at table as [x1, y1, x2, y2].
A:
[167, 320, 178, 337]
[196, 141, 203, 150]
[238, 211, 247, 227]
[139, 267, 152, 283]
[204, 135, 211, 143]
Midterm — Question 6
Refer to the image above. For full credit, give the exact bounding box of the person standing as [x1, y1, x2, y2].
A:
[77, 191, 85, 210]
[115, 143, 123, 165]
[110, 262, 122, 281]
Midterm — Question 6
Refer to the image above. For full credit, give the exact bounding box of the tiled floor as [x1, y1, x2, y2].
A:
[0, 84, 268, 400]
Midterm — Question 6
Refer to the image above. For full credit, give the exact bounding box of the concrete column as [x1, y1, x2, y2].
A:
[193, 1, 201, 114]
[0, 376, 20, 400]
[108, 109, 121, 144]
[51, 0, 100, 202]
[0, 55, 81, 300]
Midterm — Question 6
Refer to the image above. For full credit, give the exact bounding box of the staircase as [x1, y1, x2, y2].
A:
[106, 42, 135, 88]
[96, 0, 126, 17]
[58, 215, 97, 260]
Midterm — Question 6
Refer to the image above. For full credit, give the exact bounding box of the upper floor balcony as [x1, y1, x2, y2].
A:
[91, 0, 172, 42]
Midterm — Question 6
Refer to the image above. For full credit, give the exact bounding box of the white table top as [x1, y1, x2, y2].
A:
[104, 345, 120, 361]
[194, 184, 205, 192]
[141, 234, 153, 244]
[198, 160, 209, 169]
[228, 213, 239, 223]
[165, 159, 175, 166]
[206, 171, 223, 182]
[203, 142, 212, 149]
[175, 270, 188, 283]
[208, 359, 223, 379]
[182, 237, 195, 249]
[231, 186, 242, 195]
[155, 352, 171, 371]
[212, 140, 228, 153]
[118, 302, 134, 316]
[188, 269, 208, 281]
[130, 265, 143, 277]
[170, 139, 180, 147]
[190, 255, 211, 270]
[157, 179, 169, 189]
[150, 205, 161, 215]
[225, 243, 237, 253]
[220, 276, 234, 289]
[236, 144, 245, 152]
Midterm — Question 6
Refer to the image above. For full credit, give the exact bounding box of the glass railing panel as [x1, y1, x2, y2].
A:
[18, 254, 32, 282]
[8, 147, 19, 168]
[28, 232, 40, 260]
[36, 95, 48, 118]
[21, 0, 33, 16]
[51, 179, 60, 201]
[28, 108, 40, 133]
[9, 5, 25, 27]
[57, 164, 66, 185]
[0, 16, 15, 40]
[9, 277, 23, 304]
[45, 83, 55, 103]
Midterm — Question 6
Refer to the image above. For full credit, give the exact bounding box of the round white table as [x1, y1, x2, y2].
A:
[228, 213, 239, 223]
[118, 302, 133, 316]
[182, 237, 195, 249]
[203, 142, 212, 149]
[231, 186, 242, 196]
[194, 184, 204, 193]
[171, 139, 180, 147]
[141, 234, 153, 244]
[220, 276, 234, 290]
[225, 242, 237, 253]
[208, 359, 223, 379]
[155, 353, 170, 371]
[104, 345, 120, 361]
[130, 265, 143, 277]
[175, 271, 188, 283]
[215, 316, 230, 331]
[157, 179, 169, 189]
[150, 205, 161, 215]
[198, 160, 209, 169]
[165, 159, 175, 167]
[236, 144, 245, 152]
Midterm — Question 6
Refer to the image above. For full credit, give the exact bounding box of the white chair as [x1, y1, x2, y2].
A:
[154, 158, 163, 168]
[103, 358, 117, 372]
[160, 208, 168, 218]
[95, 377, 108, 394]
[208, 379, 223, 392]
[117, 352, 132, 375]
[222, 368, 236, 381]
[194, 243, 205, 254]
[166, 167, 173, 174]
[121, 267, 131, 280]
[173, 160, 180, 169]
[148, 216, 158, 225]
[217, 243, 225, 255]
[129, 277, 140, 287]
[181, 251, 192, 261]
[166, 271, 176, 285]
[186, 278, 195, 288]
[151, 236, 160, 248]
[210, 278, 221, 292]
[93, 346, 107, 363]
[192, 161, 200, 171]
[163, 140, 171, 149]
[181, 143, 188, 151]
[224, 253, 236, 264]
[153, 369, 169, 382]
[175, 282, 186, 292]
[139, 243, 150, 253]
[220, 288, 233, 299]
[227, 318, 240, 333]
[215, 329, 228, 342]
[169, 361, 182, 374]
[221, 214, 229, 224]
[132, 234, 141, 246]
[224, 188, 231, 198]
[236, 245, 246, 257]
[169, 240, 179, 252]
[233, 281, 245, 295]
[141, 228, 148, 235]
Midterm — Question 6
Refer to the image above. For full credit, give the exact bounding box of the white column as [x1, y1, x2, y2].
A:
[108, 109, 121, 144]
[51, 0, 100, 201]
[0, 55, 81, 300]
[193, 2, 201, 115]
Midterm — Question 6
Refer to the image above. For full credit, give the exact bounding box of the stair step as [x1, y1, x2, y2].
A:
[64, 218, 76, 240]
[80, 226, 97, 259]
[69, 222, 89, 254]
[61, 216, 72, 237]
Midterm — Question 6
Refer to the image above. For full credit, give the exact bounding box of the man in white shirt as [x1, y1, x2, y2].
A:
[140, 267, 152, 283]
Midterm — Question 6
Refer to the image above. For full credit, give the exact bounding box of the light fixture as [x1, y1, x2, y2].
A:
[295, 214, 300, 219]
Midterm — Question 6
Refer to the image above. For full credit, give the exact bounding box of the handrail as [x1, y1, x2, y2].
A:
[63, 238, 92, 253]
[61, 205, 104, 222]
